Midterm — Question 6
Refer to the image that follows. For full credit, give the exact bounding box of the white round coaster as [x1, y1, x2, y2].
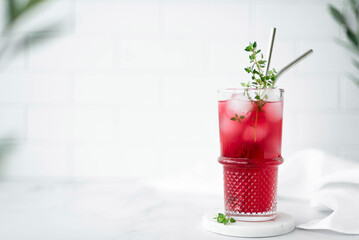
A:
[202, 211, 295, 238]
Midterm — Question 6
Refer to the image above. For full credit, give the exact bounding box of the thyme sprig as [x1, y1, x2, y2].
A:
[231, 113, 245, 123]
[242, 41, 277, 88]
[231, 42, 278, 142]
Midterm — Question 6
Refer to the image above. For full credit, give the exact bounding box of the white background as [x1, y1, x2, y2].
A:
[0, 0, 357, 181]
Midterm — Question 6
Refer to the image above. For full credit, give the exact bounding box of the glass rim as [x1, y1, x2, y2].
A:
[217, 88, 285, 93]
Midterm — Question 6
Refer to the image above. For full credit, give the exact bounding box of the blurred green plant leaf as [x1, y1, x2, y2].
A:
[21, 0, 47, 16]
[349, 0, 359, 19]
[352, 58, 359, 69]
[0, 135, 17, 174]
[0, 0, 64, 67]
[1, 22, 63, 62]
[5, 0, 47, 29]
[346, 28, 359, 46]
[7, 0, 17, 25]
[329, 1, 359, 87]
[348, 73, 359, 87]
[334, 38, 359, 54]
[329, 5, 347, 25]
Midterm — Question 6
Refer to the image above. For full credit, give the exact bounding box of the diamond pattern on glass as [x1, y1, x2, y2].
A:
[223, 166, 278, 216]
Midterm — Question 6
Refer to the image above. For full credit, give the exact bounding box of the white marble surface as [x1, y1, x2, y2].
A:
[0, 179, 357, 240]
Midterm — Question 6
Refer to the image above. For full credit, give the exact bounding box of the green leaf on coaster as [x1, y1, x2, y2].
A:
[215, 213, 236, 225]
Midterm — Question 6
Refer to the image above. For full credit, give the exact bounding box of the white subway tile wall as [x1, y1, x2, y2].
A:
[0, 0, 356, 179]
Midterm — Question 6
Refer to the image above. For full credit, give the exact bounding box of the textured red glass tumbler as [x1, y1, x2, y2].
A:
[218, 88, 284, 221]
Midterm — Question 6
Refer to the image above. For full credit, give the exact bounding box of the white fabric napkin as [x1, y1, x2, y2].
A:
[279, 149, 359, 234]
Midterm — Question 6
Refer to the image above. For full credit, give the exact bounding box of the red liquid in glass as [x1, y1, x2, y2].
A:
[218, 96, 283, 215]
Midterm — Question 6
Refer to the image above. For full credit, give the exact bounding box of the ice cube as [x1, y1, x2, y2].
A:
[242, 123, 269, 142]
[262, 89, 281, 102]
[225, 94, 252, 117]
[219, 113, 240, 134]
[264, 101, 283, 123]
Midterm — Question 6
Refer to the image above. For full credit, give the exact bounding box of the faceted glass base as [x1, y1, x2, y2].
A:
[220, 157, 282, 222]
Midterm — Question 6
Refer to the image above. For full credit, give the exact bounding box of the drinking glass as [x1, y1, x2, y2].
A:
[218, 88, 284, 221]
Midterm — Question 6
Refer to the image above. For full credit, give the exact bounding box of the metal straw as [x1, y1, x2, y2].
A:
[265, 27, 276, 76]
[273, 49, 314, 85]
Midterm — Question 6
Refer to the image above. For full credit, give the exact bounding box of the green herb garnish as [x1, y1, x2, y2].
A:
[214, 213, 236, 225]
[242, 41, 277, 89]
[231, 113, 245, 123]
[232, 42, 278, 142]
